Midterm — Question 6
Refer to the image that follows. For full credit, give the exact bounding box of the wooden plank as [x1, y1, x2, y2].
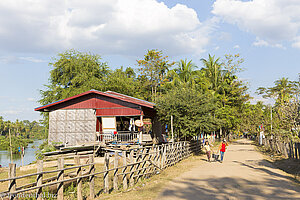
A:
[129, 150, 134, 187]
[89, 155, 95, 199]
[113, 152, 119, 191]
[104, 153, 110, 193]
[36, 160, 43, 200]
[8, 163, 16, 200]
[57, 158, 64, 200]
[74, 156, 82, 200]
[122, 151, 128, 190]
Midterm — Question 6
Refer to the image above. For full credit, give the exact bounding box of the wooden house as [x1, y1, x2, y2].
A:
[35, 90, 163, 146]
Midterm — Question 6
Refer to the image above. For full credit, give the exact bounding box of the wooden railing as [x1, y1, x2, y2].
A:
[0, 141, 201, 200]
[261, 137, 300, 159]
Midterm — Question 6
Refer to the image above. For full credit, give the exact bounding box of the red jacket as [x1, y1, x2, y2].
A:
[219, 142, 228, 152]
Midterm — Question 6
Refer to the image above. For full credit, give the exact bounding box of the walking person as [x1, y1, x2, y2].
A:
[218, 139, 228, 163]
[203, 141, 212, 162]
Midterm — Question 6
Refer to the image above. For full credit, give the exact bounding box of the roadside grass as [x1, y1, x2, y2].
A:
[254, 142, 300, 183]
[97, 154, 205, 200]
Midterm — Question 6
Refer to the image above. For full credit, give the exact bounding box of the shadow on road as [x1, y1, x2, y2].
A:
[160, 175, 300, 200]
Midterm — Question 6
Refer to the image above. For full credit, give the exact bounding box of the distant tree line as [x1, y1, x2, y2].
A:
[39, 49, 300, 141]
[0, 117, 46, 153]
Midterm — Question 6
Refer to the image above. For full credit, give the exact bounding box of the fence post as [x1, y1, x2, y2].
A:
[129, 150, 134, 187]
[297, 143, 300, 160]
[113, 151, 119, 191]
[160, 145, 164, 169]
[74, 156, 82, 200]
[122, 151, 128, 190]
[89, 154, 95, 199]
[57, 158, 64, 200]
[36, 160, 43, 200]
[104, 153, 110, 193]
[8, 163, 16, 200]
[295, 143, 298, 159]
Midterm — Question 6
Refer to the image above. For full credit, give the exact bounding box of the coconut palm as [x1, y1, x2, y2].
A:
[201, 54, 229, 93]
[166, 59, 198, 88]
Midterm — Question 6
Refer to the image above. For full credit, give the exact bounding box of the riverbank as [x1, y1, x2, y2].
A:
[0, 139, 44, 168]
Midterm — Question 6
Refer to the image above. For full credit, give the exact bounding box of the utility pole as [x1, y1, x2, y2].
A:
[9, 128, 13, 164]
[171, 115, 174, 142]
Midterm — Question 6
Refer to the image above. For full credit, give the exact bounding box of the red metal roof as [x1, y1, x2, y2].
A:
[35, 90, 155, 112]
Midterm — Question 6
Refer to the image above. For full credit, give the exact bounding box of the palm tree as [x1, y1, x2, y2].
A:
[257, 77, 295, 105]
[166, 59, 198, 87]
[200, 54, 223, 91]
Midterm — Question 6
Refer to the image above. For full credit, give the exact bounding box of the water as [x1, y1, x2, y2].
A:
[0, 139, 45, 168]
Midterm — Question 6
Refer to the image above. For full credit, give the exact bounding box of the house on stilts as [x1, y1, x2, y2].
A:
[35, 90, 163, 147]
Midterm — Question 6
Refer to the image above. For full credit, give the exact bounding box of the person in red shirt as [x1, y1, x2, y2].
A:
[218, 139, 229, 163]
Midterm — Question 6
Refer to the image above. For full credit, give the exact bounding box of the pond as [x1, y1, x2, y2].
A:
[0, 139, 45, 168]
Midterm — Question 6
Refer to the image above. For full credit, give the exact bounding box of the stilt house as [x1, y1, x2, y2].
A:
[35, 90, 163, 146]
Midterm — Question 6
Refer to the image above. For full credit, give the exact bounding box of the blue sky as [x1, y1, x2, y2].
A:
[0, 0, 299, 122]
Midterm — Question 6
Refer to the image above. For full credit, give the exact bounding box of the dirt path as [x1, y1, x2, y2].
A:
[157, 139, 300, 200]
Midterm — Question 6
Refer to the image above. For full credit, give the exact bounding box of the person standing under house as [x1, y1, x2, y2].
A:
[218, 139, 228, 163]
[203, 141, 212, 162]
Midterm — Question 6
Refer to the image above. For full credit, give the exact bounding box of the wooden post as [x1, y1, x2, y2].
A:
[122, 151, 128, 190]
[89, 155, 95, 199]
[9, 129, 13, 164]
[104, 153, 110, 193]
[295, 143, 298, 159]
[8, 163, 16, 200]
[74, 156, 82, 200]
[135, 149, 141, 182]
[36, 160, 43, 200]
[129, 150, 134, 187]
[297, 143, 300, 160]
[138, 148, 147, 181]
[171, 115, 174, 142]
[179, 142, 182, 161]
[113, 151, 119, 191]
[57, 158, 64, 200]
[160, 145, 164, 169]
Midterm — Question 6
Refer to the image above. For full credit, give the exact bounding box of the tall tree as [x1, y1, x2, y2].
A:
[39, 49, 109, 106]
[165, 59, 198, 88]
[137, 49, 175, 102]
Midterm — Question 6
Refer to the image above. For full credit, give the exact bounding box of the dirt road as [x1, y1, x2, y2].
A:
[158, 139, 300, 200]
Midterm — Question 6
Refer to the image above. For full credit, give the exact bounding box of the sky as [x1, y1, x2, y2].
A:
[0, 0, 299, 122]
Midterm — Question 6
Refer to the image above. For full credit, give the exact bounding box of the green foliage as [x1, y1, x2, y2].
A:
[137, 49, 175, 102]
[156, 87, 220, 139]
[35, 140, 57, 159]
[256, 76, 300, 140]
[0, 116, 45, 153]
[39, 49, 109, 106]
[0, 135, 33, 153]
[38, 49, 259, 140]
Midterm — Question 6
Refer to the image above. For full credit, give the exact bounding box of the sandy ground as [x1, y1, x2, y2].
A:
[158, 139, 300, 200]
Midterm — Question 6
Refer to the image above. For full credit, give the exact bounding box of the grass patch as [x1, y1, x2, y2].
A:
[255, 142, 300, 182]
[96, 154, 205, 200]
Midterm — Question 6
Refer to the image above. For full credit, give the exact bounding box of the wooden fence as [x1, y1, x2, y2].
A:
[261, 137, 300, 160]
[0, 141, 201, 199]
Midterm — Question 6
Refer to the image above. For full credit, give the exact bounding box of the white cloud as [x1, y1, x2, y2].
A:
[252, 37, 285, 49]
[27, 98, 35, 102]
[0, 110, 21, 115]
[212, 0, 300, 48]
[250, 96, 275, 105]
[0, 56, 46, 64]
[0, 0, 214, 56]
[19, 57, 46, 63]
[233, 45, 240, 49]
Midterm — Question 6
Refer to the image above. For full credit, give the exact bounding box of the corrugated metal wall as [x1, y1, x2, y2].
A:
[49, 109, 96, 146]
